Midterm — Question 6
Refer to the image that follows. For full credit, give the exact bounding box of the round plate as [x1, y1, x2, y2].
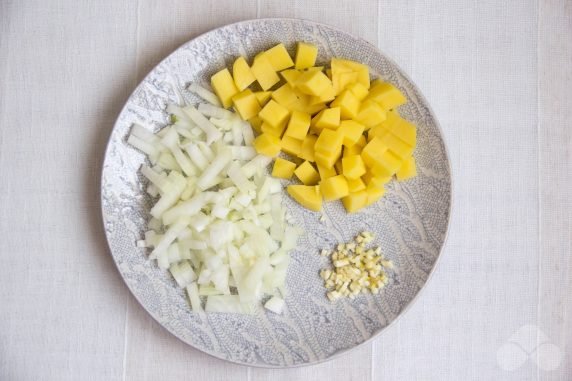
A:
[101, 18, 451, 367]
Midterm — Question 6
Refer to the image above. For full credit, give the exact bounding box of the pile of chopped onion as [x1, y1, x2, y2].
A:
[129, 84, 302, 315]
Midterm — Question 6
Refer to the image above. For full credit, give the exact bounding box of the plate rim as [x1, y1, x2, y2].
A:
[100, 17, 454, 368]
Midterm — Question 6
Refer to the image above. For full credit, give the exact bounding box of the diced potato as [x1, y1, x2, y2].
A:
[272, 158, 296, 179]
[342, 190, 368, 213]
[333, 58, 370, 88]
[315, 150, 340, 168]
[334, 158, 343, 175]
[396, 156, 417, 181]
[248, 115, 263, 133]
[272, 84, 299, 107]
[296, 70, 334, 96]
[317, 162, 337, 180]
[378, 133, 414, 159]
[362, 171, 391, 188]
[382, 112, 416, 146]
[287, 185, 322, 211]
[295, 42, 318, 70]
[259, 100, 290, 129]
[211, 68, 239, 108]
[261, 122, 286, 138]
[355, 100, 386, 129]
[330, 89, 360, 119]
[311, 107, 340, 131]
[294, 161, 320, 185]
[309, 86, 336, 105]
[333, 71, 358, 95]
[281, 135, 303, 156]
[367, 81, 406, 110]
[365, 183, 386, 206]
[299, 134, 317, 162]
[369, 150, 403, 177]
[320, 175, 349, 201]
[347, 82, 369, 100]
[347, 177, 366, 192]
[253, 133, 281, 157]
[232, 89, 261, 120]
[367, 124, 391, 141]
[280, 69, 302, 87]
[361, 136, 388, 168]
[342, 155, 366, 179]
[232, 57, 256, 91]
[338, 120, 365, 147]
[251, 54, 280, 90]
[284, 110, 311, 140]
[315, 129, 344, 155]
[264, 43, 294, 71]
[254, 91, 272, 106]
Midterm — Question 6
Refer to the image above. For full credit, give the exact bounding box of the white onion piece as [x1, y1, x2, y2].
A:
[127, 101, 303, 315]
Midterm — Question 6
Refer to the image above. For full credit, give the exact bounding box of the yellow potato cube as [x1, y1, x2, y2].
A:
[261, 122, 286, 138]
[272, 158, 296, 179]
[333, 58, 370, 88]
[309, 86, 336, 105]
[338, 120, 365, 147]
[368, 81, 407, 110]
[342, 190, 368, 213]
[281, 135, 303, 156]
[294, 161, 320, 185]
[355, 100, 387, 129]
[211, 68, 239, 108]
[383, 112, 416, 146]
[367, 124, 391, 141]
[287, 185, 322, 211]
[296, 70, 334, 96]
[362, 171, 391, 188]
[370, 150, 403, 177]
[295, 42, 318, 70]
[272, 84, 299, 107]
[361, 136, 389, 168]
[379, 133, 414, 159]
[333, 71, 358, 95]
[232, 89, 261, 120]
[248, 115, 263, 133]
[347, 82, 369, 100]
[317, 162, 337, 180]
[342, 155, 366, 179]
[396, 156, 417, 181]
[264, 43, 294, 71]
[258, 100, 290, 129]
[284, 110, 311, 140]
[299, 134, 317, 162]
[315, 129, 344, 155]
[330, 89, 360, 119]
[347, 177, 366, 193]
[311, 107, 341, 131]
[315, 151, 341, 169]
[280, 69, 302, 87]
[334, 158, 343, 175]
[254, 91, 272, 106]
[232, 56, 256, 91]
[365, 183, 386, 206]
[320, 175, 349, 201]
[253, 133, 281, 157]
[251, 54, 280, 90]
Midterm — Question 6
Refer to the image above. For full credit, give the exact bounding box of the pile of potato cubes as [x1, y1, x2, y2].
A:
[210, 42, 417, 213]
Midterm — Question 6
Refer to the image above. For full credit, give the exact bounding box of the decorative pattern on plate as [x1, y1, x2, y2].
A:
[101, 18, 451, 367]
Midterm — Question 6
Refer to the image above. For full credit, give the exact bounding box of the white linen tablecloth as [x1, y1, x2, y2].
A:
[1, 1, 570, 380]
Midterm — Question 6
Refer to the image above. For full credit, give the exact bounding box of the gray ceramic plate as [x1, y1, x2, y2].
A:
[101, 18, 451, 367]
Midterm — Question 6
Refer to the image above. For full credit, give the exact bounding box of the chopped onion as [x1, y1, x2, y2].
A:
[187, 83, 222, 106]
[127, 100, 303, 315]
